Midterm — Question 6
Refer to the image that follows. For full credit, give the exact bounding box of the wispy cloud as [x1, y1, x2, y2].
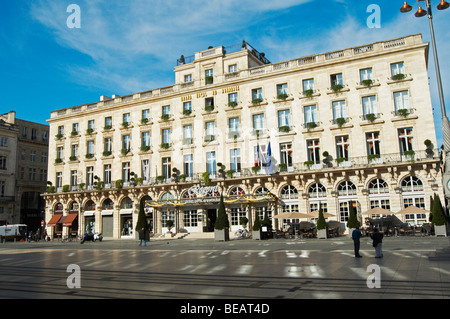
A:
[29, 0, 313, 93]
[29, 0, 450, 146]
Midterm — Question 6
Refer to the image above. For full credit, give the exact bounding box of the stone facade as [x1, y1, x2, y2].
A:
[0, 111, 49, 228]
[43, 34, 443, 239]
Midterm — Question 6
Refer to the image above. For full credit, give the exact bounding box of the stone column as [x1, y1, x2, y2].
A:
[113, 204, 120, 239]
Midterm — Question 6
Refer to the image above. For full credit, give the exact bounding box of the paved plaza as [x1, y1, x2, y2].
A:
[0, 235, 449, 301]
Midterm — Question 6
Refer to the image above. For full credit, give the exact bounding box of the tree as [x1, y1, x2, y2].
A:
[432, 193, 447, 226]
[429, 195, 434, 222]
[135, 198, 148, 231]
[347, 201, 360, 228]
[316, 209, 327, 230]
[252, 213, 261, 231]
[214, 194, 229, 230]
[261, 210, 272, 228]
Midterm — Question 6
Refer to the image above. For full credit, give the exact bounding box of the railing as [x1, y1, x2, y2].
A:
[51, 35, 421, 119]
[46, 149, 439, 194]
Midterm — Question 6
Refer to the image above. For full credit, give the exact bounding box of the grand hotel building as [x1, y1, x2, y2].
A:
[43, 33, 444, 239]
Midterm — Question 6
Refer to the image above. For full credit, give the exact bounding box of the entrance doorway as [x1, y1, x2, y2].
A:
[206, 209, 217, 232]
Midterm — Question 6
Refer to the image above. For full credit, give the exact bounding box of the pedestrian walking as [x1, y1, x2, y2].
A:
[370, 228, 384, 258]
[138, 227, 146, 246]
[351, 227, 363, 257]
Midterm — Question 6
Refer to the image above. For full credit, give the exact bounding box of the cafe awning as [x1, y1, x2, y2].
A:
[395, 206, 429, 215]
[308, 210, 335, 218]
[272, 212, 310, 219]
[63, 213, 78, 227]
[47, 214, 63, 227]
[362, 207, 393, 216]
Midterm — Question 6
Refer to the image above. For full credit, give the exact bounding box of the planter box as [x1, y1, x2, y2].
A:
[252, 230, 262, 240]
[214, 229, 230, 241]
[317, 229, 327, 239]
[435, 225, 448, 237]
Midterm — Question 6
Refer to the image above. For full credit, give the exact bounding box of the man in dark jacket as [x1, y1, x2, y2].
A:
[138, 228, 146, 246]
[370, 228, 383, 258]
[351, 227, 363, 257]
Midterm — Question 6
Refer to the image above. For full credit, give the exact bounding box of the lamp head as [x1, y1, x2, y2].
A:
[400, 1, 413, 12]
[415, 6, 428, 17]
[437, 0, 450, 10]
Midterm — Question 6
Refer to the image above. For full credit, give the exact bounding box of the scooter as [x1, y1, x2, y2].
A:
[80, 232, 103, 244]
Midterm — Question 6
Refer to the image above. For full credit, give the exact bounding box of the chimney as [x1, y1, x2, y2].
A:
[7, 111, 15, 124]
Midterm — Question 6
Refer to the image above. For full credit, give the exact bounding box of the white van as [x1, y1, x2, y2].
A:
[0, 224, 27, 240]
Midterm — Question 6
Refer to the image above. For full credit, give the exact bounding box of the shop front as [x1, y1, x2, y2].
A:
[145, 184, 276, 235]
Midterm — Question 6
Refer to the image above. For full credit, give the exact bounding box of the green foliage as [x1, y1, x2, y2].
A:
[392, 73, 406, 81]
[397, 108, 409, 117]
[331, 84, 343, 92]
[214, 194, 229, 230]
[432, 193, 448, 226]
[135, 199, 148, 231]
[361, 79, 373, 87]
[365, 113, 376, 123]
[252, 213, 261, 231]
[303, 89, 314, 97]
[239, 217, 248, 227]
[261, 210, 272, 228]
[346, 201, 360, 228]
[335, 117, 346, 128]
[316, 209, 327, 230]
[202, 172, 211, 186]
[277, 93, 288, 100]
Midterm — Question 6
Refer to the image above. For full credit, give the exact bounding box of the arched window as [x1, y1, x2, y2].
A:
[54, 202, 63, 213]
[337, 181, 357, 197]
[85, 200, 96, 211]
[254, 187, 270, 197]
[401, 176, 424, 193]
[161, 192, 175, 201]
[229, 187, 245, 197]
[102, 198, 114, 210]
[69, 201, 79, 212]
[368, 178, 389, 195]
[120, 197, 133, 209]
[308, 183, 327, 199]
[280, 185, 298, 200]
[368, 179, 390, 212]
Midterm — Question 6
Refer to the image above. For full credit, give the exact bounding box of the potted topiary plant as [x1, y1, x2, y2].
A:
[346, 201, 360, 235]
[316, 209, 328, 239]
[424, 139, 434, 157]
[214, 194, 230, 241]
[252, 213, 262, 240]
[239, 217, 248, 229]
[135, 198, 148, 240]
[165, 220, 174, 238]
[432, 193, 448, 237]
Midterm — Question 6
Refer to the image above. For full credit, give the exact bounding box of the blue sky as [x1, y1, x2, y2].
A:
[1, 0, 449, 144]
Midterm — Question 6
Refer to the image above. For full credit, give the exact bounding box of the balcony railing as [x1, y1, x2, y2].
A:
[45, 149, 439, 194]
[51, 35, 422, 119]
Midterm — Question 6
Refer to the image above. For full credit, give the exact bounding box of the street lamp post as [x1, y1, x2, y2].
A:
[400, 1, 449, 167]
